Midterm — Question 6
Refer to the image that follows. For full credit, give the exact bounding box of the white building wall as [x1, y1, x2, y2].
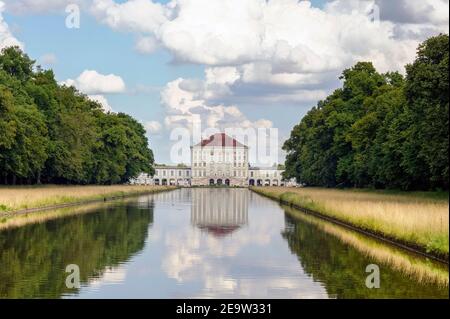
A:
[191, 145, 249, 187]
[130, 136, 296, 187]
[248, 168, 284, 186]
[131, 167, 191, 186]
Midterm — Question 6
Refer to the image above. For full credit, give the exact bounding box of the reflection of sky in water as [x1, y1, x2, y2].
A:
[73, 189, 328, 299]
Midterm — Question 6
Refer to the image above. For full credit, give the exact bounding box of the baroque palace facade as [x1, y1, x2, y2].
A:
[132, 133, 291, 187]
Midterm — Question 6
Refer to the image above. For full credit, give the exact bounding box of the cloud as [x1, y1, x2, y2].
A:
[90, 0, 169, 33]
[62, 70, 126, 94]
[8, 0, 446, 110]
[144, 120, 162, 133]
[161, 77, 273, 132]
[134, 35, 159, 54]
[85, 0, 448, 115]
[88, 94, 114, 113]
[0, 2, 22, 50]
[2, 0, 86, 14]
[88, 0, 434, 73]
[39, 53, 57, 66]
[326, 0, 449, 40]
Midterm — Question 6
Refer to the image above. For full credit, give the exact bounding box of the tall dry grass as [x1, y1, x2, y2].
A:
[0, 185, 175, 213]
[251, 187, 449, 256]
[284, 205, 449, 287]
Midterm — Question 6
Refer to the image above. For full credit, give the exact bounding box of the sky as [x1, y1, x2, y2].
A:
[0, 0, 448, 165]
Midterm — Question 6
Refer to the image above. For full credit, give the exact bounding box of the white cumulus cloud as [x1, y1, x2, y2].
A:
[134, 35, 159, 54]
[145, 120, 162, 133]
[62, 70, 126, 94]
[90, 0, 169, 33]
[84, 0, 449, 112]
[161, 77, 273, 132]
[0, 2, 22, 50]
[326, 0, 449, 40]
[88, 94, 114, 113]
[2, 0, 86, 14]
[87, 0, 437, 73]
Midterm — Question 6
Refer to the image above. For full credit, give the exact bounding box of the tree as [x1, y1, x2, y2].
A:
[0, 46, 155, 185]
[402, 34, 449, 189]
[0, 82, 48, 184]
[283, 34, 449, 191]
[0, 46, 34, 82]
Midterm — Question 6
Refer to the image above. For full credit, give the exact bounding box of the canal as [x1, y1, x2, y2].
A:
[0, 188, 448, 298]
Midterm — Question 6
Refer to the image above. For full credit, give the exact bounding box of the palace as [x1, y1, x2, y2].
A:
[132, 133, 292, 187]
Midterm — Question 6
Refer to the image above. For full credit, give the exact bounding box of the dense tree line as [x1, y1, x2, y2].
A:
[0, 204, 153, 298]
[0, 47, 154, 185]
[283, 35, 449, 190]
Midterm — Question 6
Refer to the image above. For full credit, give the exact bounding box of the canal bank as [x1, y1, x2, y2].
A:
[249, 187, 449, 263]
[0, 185, 177, 219]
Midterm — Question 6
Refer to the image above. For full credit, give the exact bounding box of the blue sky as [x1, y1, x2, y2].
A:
[4, 9, 207, 162]
[1, 0, 448, 164]
[5, 11, 203, 128]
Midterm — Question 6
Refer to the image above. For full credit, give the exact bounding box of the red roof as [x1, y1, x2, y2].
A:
[194, 133, 247, 148]
[199, 225, 241, 237]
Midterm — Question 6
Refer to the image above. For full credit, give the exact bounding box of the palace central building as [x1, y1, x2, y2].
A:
[191, 133, 249, 187]
[132, 133, 292, 187]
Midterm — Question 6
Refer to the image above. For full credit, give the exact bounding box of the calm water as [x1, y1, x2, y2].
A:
[0, 188, 448, 299]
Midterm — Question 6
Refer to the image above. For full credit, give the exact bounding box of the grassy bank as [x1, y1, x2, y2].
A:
[0, 185, 176, 214]
[250, 187, 449, 258]
[283, 205, 448, 287]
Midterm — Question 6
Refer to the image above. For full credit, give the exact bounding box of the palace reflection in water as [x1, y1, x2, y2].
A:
[191, 189, 248, 237]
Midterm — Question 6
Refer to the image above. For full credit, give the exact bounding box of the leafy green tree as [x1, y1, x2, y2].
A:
[0, 46, 34, 82]
[283, 35, 449, 191]
[0, 46, 155, 185]
[92, 113, 154, 184]
[402, 34, 449, 189]
[0, 72, 48, 184]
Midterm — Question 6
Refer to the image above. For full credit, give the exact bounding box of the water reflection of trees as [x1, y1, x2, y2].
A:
[0, 203, 153, 298]
[191, 189, 248, 237]
[281, 208, 449, 299]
